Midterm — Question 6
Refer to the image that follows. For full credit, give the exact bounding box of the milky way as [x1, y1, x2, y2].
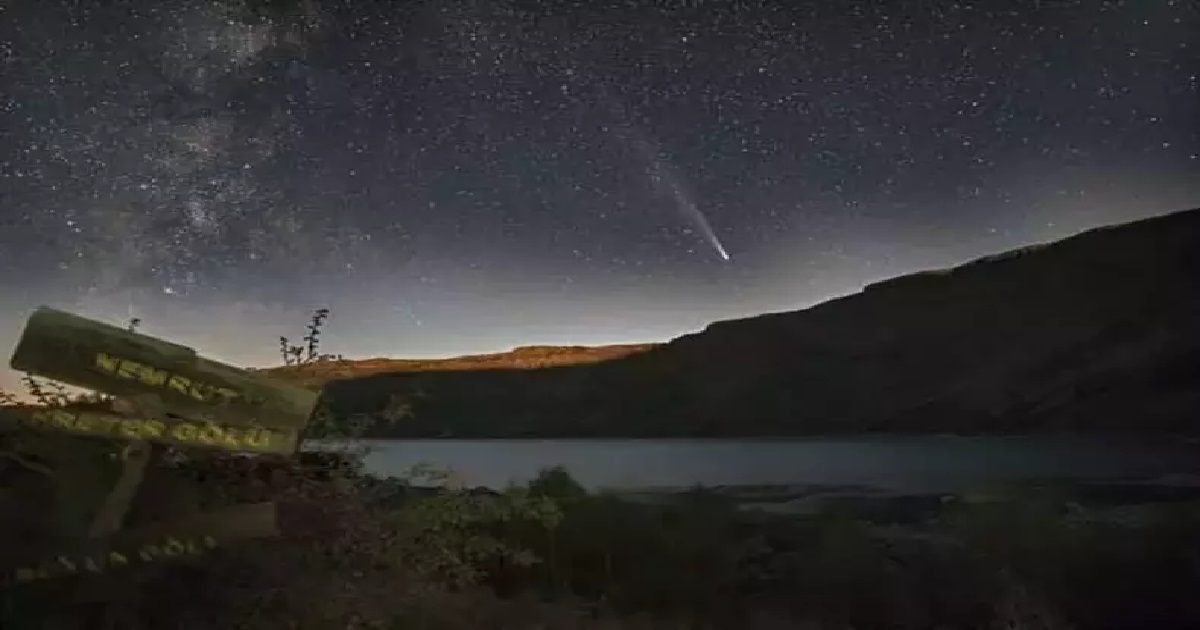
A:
[1, 0, 1198, 390]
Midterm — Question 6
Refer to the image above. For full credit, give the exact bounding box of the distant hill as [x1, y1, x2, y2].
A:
[288, 208, 1200, 437]
[267, 344, 657, 388]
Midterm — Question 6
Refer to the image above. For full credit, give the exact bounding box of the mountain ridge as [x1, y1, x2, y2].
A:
[268, 343, 657, 388]
[291, 207, 1200, 437]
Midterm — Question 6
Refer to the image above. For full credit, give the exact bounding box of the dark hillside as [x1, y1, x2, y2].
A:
[297, 208, 1200, 437]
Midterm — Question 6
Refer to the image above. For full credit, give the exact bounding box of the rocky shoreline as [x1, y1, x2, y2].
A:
[353, 464, 1200, 529]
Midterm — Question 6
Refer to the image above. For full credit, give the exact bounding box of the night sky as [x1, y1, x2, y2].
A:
[1, 0, 1198, 392]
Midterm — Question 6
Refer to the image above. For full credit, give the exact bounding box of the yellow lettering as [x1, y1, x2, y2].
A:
[30, 411, 52, 428]
[196, 423, 221, 445]
[57, 409, 77, 423]
[138, 544, 160, 562]
[29, 410, 50, 427]
[95, 352, 247, 407]
[16, 536, 223, 582]
[55, 556, 78, 574]
[95, 352, 121, 373]
[165, 375, 192, 396]
[219, 427, 242, 448]
[37, 408, 76, 429]
[161, 538, 186, 557]
[171, 423, 197, 443]
[188, 383, 213, 402]
[36, 410, 56, 427]
[116, 419, 144, 439]
[137, 365, 171, 387]
[244, 429, 270, 449]
[144, 420, 166, 438]
[30, 404, 276, 452]
[115, 358, 143, 380]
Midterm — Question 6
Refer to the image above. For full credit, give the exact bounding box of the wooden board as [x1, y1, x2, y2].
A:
[0, 406, 301, 455]
[0, 427, 129, 542]
[8, 501, 280, 584]
[9, 306, 319, 430]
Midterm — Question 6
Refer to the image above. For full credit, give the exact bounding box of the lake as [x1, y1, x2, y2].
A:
[352, 436, 1200, 496]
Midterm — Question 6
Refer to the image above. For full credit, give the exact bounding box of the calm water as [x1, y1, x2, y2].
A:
[353, 437, 1200, 494]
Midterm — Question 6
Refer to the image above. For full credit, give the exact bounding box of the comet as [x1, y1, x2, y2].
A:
[629, 132, 732, 263]
[601, 92, 732, 262]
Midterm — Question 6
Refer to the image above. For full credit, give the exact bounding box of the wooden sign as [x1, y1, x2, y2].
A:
[9, 307, 319, 431]
[9, 501, 280, 584]
[0, 406, 301, 456]
[1, 307, 314, 629]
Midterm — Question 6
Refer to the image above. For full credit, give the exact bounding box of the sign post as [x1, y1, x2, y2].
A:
[1, 306, 322, 604]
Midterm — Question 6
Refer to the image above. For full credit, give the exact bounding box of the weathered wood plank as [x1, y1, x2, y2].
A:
[9, 306, 319, 430]
[7, 501, 280, 584]
[0, 406, 301, 455]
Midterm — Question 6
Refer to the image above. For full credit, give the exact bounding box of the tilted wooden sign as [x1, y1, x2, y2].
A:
[9, 306, 320, 452]
[12, 406, 301, 456]
[1, 307, 324, 591]
[10, 501, 279, 584]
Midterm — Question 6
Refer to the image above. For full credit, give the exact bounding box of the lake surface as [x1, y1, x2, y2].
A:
[353, 437, 1200, 495]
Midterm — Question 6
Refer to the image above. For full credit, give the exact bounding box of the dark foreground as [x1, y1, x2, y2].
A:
[5, 450, 1200, 629]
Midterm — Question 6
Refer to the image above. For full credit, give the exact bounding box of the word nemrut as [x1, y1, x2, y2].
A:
[93, 352, 248, 405]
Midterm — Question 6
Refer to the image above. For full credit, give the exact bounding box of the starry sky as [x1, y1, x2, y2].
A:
[1, 0, 1198, 393]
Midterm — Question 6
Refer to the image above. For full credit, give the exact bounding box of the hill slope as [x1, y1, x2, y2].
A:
[269, 343, 657, 389]
[309, 208, 1200, 437]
